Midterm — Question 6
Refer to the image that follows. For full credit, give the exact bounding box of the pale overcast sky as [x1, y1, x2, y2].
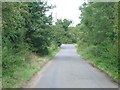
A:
[46, 0, 86, 26]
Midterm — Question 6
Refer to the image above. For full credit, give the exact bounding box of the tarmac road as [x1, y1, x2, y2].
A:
[24, 44, 118, 88]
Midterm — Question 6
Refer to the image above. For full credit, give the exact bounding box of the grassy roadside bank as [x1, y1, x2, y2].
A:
[76, 45, 119, 84]
[2, 47, 60, 88]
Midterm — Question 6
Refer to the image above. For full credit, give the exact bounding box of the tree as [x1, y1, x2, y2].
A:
[62, 19, 72, 31]
[23, 2, 54, 55]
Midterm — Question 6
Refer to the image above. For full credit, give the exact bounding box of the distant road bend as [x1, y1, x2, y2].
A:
[24, 44, 118, 88]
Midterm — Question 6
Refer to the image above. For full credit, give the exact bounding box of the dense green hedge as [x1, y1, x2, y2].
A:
[2, 2, 59, 88]
[76, 2, 119, 81]
[2, 2, 76, 88]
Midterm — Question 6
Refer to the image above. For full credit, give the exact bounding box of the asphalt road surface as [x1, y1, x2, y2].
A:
[25, 44, 118, 88]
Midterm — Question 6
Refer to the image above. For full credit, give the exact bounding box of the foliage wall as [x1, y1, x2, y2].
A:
[76, 2, 119, 80]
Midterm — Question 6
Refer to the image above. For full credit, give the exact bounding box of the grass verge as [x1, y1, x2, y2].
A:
[2, 47, 60, 88]
[76, 45, 119, 84]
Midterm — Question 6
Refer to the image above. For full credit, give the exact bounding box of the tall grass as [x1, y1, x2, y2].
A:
[2, 46, 60, 88]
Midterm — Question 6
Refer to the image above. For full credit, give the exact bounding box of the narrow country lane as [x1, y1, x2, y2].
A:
[24, 44, 118, 88]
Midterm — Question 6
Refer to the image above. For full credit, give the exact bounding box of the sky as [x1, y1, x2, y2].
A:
[46, 0, 86, 26]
